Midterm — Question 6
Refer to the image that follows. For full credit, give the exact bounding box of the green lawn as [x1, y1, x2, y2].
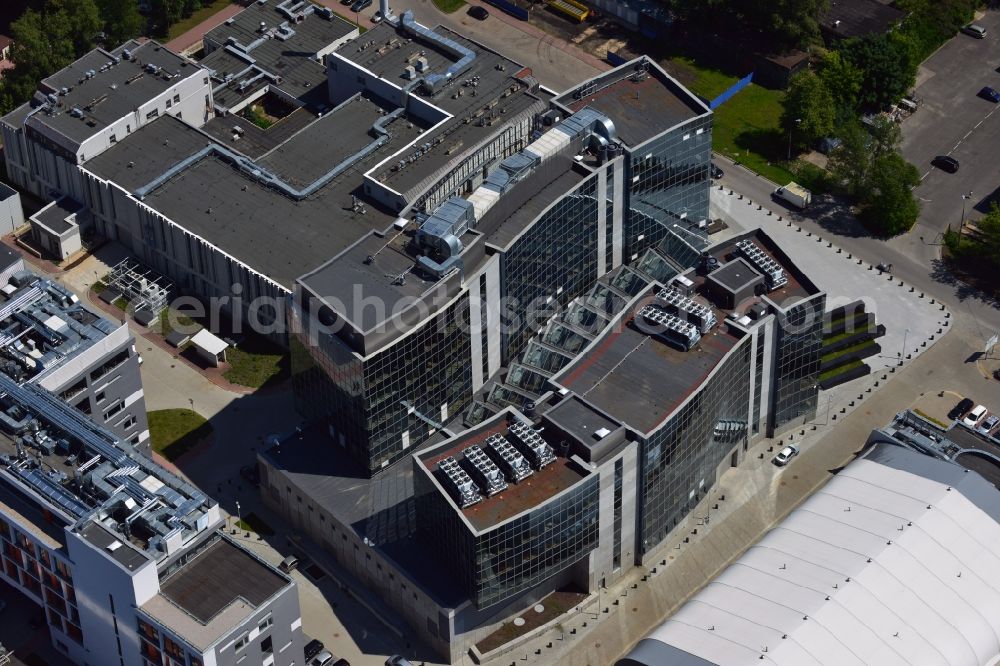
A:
[148, 409, 213, 461]
[821, 339, 879, 364]
[664, 56, 738, 101]
[235, 513, 275, 536]
[819, 359, 864, 383]
[711, 83, 794, 185]
[165, 0, 236, 41]
[223, 336, 289, 389]
[432, 0, 467, 13]
[158, 308, 196, 337]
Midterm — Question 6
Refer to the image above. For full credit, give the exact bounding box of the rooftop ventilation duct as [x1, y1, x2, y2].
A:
[399, 11, 476, 94]
[415, 196, 472, 279]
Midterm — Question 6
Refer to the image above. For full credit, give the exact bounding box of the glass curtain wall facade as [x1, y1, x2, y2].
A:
[771, 294, 825, 431]
[415, 473, 600, 609]
[291, 294, 475, 474]
[625, 115, 712, 266]
[638, 338, 752, 553]
[500, 173, 601, 364]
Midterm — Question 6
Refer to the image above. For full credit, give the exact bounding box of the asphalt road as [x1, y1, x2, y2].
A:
[898, 9, 1000, 269]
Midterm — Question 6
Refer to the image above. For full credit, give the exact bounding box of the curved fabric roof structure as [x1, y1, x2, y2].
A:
[618, 443, 1000, 666]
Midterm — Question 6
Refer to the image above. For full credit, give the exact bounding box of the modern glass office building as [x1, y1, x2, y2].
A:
[414, 421, 600, 609]
[290, 290, 475, 473]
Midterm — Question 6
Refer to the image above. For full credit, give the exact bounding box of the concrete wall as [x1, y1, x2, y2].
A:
[200, 567, 304, 666]
[76, 70, 211, 164]
[0, 182, 25, 235]
[2, 70, 211, 202]
[258, 457, 462, 662]
[79, 172, 290, 342]
[591, 443, 639, 586]
[36, 325, 149, 446]
[66, 528, 160, 666]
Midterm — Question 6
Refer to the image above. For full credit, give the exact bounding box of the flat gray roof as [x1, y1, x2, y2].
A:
[709, 257, 760, 291]
[338, 20, 546, 197]
[557, 289, 742, 434]
[84, 99, 425, 288]
[204, 0, 354, 57]
[201, 1, 355, 111]
[478, 158, 588, 250]
[159, 536, 289, 624]
[5, 41, 201, 147]
[32, 197, 82, 235]
[556, 60, 707, 147]
[79, 520, 150, 572]
[544, 394, 622, 450]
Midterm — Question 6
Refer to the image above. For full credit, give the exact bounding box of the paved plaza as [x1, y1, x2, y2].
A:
[711, 186, 950, 372]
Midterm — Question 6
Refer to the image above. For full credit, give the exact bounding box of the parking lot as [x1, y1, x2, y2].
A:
[897, 9, 1000, 265]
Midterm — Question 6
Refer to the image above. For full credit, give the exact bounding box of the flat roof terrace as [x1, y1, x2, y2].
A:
[418, 417, 591, 532]
[556, 62, 707, 147]
[556, 293, 742, 434]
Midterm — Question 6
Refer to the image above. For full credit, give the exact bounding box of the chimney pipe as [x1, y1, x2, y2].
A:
[380, 0, 392, 20]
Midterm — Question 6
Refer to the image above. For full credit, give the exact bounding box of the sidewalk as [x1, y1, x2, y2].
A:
[165, 3, 243, 54]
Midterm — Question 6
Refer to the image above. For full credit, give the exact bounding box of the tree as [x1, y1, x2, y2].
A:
[827, 121, 871, 199]
[782, 70, 835, 153]
[0, 0, 103, 115]
[51, 0, 102, 57]
[840, 34, 916, 109]
[818, 50, 863, 112]
[860, 152, 921, 236]
[97, 0, 146, 46]
[671, 0, 828, 50]
[150, 0, 186, 37]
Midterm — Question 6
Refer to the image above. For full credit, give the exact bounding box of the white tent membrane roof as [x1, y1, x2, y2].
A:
[620, 443, 1000, 666]
[190, 329, 228, 356]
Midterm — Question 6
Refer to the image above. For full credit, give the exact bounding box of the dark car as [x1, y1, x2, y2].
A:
[932, 155, 960, 173]
[468, 5, 489, 19]
[949, 397, 974, 420]
[239, 464, 260, 486]
[710, 162, 723, 179]
[304, 640, 325, 662]
[979, 86, 1000, 103]
[350, 0, 372, 11]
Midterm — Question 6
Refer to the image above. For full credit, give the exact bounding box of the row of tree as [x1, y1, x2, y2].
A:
[777, 0, 978, 236]
[0, 0, 212, 116]
[669, 0, 830, 52]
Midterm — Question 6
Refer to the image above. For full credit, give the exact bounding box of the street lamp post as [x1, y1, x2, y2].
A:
[899, 328, 910, 366]
[959, 191, 974, 238]
[235, 501, 241, 535]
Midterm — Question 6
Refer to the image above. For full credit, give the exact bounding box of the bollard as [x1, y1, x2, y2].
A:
[847, 253, 852, 258]
[832, 414, 837, 420]
[758, 205, 762, 210]
[738, 194, 743, 199]
[909, 287, 914, 292]
[768, 210, 772, 216]
[806, 231, 812, 236]
[837, 248, 842, 253]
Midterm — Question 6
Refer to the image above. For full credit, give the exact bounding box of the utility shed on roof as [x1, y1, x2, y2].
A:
[617, 442, 1000, 666]
[191, 329, 228, 367]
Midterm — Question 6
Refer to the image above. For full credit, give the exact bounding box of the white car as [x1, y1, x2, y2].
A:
[773, 444, 799, 466]
[310, 650, 334, 666]
[963, 404, 987, 428]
